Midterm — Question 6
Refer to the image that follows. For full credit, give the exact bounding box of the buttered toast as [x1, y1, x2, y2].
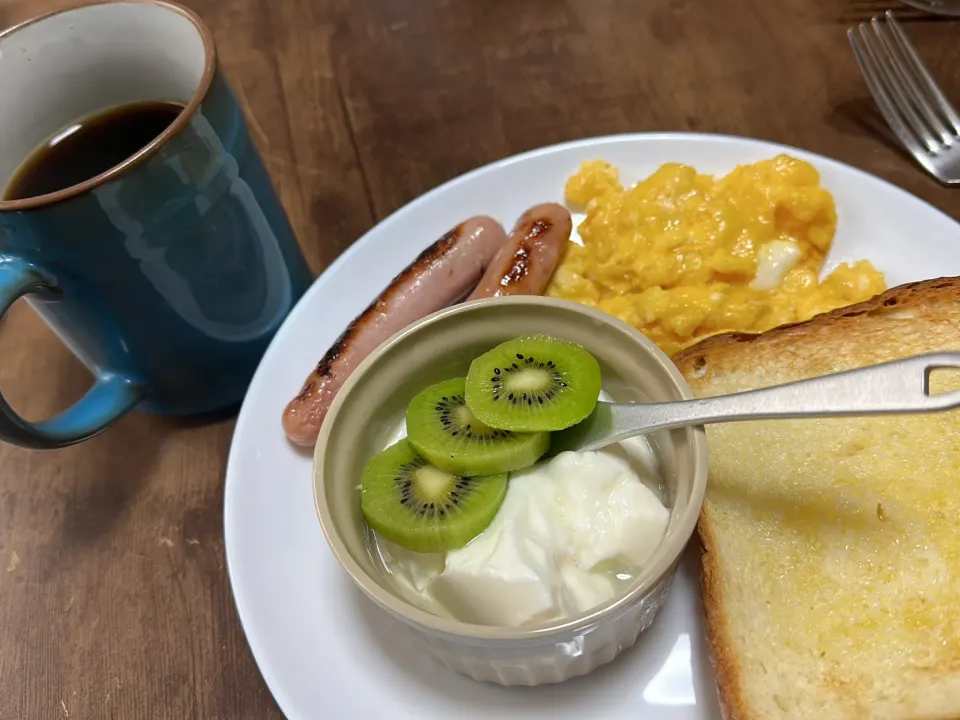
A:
[673, 278, 960, 720]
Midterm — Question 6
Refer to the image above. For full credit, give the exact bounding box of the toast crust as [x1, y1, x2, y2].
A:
[673, 276, 960, 719]
[698, 520, 747, 720]
[673, 276, 960, 384]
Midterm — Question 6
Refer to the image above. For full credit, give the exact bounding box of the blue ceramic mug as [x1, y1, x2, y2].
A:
[0, 0, 314, 448]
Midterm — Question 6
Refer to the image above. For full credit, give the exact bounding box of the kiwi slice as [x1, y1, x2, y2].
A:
[406, 378, 550, 476]
[360, 439, 507, 553]
[465, 335, 601, 432]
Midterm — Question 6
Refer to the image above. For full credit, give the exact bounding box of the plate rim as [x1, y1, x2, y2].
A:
[223, 130, 958, 718]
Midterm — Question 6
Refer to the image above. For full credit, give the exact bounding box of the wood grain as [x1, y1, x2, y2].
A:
[0, 0, 959, 717]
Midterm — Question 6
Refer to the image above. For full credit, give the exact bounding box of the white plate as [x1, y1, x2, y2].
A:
[224, 133, 960, 719]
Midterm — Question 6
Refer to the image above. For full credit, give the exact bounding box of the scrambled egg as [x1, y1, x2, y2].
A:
[545, 155, 887, 357]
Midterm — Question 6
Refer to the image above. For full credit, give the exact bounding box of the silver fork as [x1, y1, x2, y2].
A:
[899, 0, 960, 16]
[848, 10, 960, 184]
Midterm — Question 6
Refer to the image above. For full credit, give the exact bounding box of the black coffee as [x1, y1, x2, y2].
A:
[3, 100, 185, 201]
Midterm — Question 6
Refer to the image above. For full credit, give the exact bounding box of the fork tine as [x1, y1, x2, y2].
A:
[852, 23, 934, 155]
[872, 17, 952, 145]
[886, 10, 960, 135]
[863, 20, 938, 152]
[849, 28, 927, 159]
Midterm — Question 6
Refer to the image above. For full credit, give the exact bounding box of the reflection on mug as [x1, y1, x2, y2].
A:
[99, 112, 292, 342]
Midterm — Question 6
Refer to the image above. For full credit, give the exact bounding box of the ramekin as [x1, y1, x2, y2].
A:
[313, 296, 708, 686]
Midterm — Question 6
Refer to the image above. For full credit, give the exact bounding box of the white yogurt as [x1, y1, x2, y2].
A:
[374, 435, 670, 628]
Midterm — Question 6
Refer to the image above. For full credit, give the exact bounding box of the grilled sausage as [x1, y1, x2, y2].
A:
[282, 216, 508, 447]
[466, 203, 572, 300]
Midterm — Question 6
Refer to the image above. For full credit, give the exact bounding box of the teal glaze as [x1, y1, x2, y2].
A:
[0, 65, 313, 449]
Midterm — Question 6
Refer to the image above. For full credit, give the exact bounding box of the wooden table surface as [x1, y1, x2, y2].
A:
[0, 0, 958, 717]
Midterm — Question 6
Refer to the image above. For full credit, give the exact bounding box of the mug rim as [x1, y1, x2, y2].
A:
[313, 295, 710, 644]
[0, 0, 216, 213]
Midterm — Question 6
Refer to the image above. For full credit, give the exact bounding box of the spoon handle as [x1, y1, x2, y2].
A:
[576, 352, 960, 451]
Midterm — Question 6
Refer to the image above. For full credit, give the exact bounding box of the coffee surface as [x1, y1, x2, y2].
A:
[3, 100, 185, 201]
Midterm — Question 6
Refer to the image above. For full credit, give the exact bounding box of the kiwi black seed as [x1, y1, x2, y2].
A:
[360, 439, 507, 553]
[464, 335, 601, 432]
[406, 377, 549, 476]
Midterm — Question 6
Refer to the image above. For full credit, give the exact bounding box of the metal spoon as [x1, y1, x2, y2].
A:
[551, 352, 960, 453]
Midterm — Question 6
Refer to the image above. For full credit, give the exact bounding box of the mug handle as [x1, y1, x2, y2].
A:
[0, 257, 144, 449]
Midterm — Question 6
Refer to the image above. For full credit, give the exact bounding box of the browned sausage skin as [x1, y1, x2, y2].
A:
[466, 203, 572, 299]
[282, 216, 508, 447]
